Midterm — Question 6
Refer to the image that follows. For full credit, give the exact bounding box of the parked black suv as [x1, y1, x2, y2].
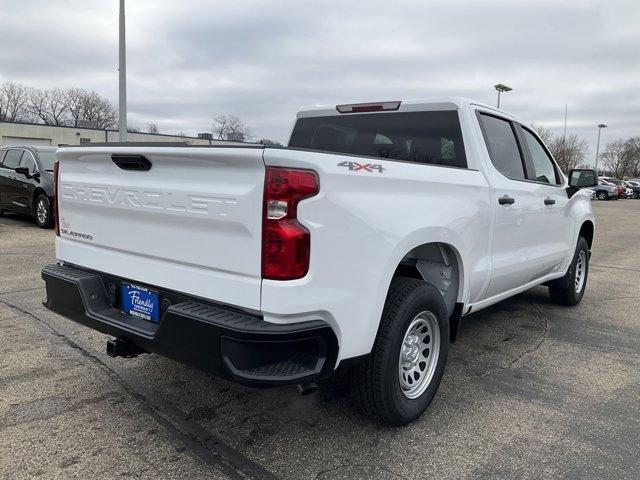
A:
[0, 146, 56, 228]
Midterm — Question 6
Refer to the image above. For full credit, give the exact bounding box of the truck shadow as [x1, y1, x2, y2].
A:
[126, 285, 558, 458]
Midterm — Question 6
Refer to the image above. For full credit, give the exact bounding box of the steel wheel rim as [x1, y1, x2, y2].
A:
[36, 199, 47, 224]
[575, 250, 586, 293]
[398, 311, 440, 399]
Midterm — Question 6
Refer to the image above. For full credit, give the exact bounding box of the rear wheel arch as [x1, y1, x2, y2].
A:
[390, 242, 464, 342]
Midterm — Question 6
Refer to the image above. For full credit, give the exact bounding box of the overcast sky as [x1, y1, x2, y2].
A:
[1, 0, 638, 162]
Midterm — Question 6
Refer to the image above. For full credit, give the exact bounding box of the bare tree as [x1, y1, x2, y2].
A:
[212, 114, 253, 142]
[27, 88, 69, 125]
[532, 124, 553, 145]
[65, 88, 118, 129]
[147, 122, 159, 134]
[548, 134, 589, 173]
[624, 137, 640, 178]
[600, 139, 632, 179]
[127, 125, 141, 133]
[0, 81, 29, 122]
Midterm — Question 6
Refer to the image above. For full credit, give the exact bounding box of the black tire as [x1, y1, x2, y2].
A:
[548, 237, 589, 306]
[350, 277, 449, 426]
[34, 194, 53, 228]
[596, 191, 607, 200]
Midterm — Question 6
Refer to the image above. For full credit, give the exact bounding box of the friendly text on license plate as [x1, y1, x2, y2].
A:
[121, 283, 160, 322]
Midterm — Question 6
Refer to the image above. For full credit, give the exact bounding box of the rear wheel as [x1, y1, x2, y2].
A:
[548, 237, 589, 306]
[596, 191, 608, 200]
[35, 194, 52, 228]
[350, 277, 449, 426]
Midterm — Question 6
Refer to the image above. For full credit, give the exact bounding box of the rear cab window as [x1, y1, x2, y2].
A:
[288, 110, 467, 168]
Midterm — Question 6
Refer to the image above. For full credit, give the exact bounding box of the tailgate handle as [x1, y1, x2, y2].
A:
[111, 155, 152, 171]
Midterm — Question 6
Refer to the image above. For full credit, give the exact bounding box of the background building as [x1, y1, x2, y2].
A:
[0, 121, 211, 147]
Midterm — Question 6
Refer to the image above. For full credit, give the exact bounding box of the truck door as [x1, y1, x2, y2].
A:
[517, 125, 573, 272]
[476, 112, 549, 299]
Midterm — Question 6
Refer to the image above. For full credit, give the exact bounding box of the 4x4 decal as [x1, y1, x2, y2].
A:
[337, 161, 385, 173]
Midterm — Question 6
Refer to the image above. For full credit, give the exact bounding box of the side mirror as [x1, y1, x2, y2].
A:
[568, 169, 597, 188]
[14, 166, 31, 178]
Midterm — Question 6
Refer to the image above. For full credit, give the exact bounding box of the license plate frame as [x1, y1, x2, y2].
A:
[121, 282, 160, 323]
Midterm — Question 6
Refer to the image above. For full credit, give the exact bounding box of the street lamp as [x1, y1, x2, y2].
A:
[595, 123, 607, 174]
[118, 0, 127, 142]
[494, 84, 512, 109]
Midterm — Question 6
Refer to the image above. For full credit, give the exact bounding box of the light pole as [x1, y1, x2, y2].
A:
[595, 123, 607, 174]
[118, 0, 127, 142]
[494, 84, 512, 109]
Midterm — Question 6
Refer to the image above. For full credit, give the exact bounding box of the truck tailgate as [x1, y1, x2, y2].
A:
[55, 145, 265, 310]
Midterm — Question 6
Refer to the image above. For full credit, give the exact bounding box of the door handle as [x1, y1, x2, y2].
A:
[498, 195, 515, 205]
[544, 197, 555, 205]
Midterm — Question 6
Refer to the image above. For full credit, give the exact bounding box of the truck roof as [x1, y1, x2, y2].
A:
[296, 97, 516, 120]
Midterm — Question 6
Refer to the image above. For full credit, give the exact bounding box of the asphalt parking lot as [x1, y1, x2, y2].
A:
[1, 200, 639, 480]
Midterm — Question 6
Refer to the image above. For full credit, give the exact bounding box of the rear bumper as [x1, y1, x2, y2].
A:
[41, 263, 338, 386]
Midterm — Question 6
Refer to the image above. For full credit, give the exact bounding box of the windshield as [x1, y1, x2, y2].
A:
[37, 152, 57, 171]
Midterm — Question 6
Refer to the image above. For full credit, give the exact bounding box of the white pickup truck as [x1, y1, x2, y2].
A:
[42, 97, 598, 425]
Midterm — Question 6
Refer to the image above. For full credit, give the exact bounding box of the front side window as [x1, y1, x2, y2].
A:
[2, 149, 22, 169]
[20, 151, 37, 174]
[289, 110, 467, 168]
[522, 128, 560, 184]
[478, 113, 525, 180]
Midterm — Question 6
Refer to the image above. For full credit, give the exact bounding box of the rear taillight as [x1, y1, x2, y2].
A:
[53, 160, 60, 236]
[262, 167, 319, 280]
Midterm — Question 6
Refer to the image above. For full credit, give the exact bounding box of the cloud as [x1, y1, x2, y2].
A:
[1, 0, 638, 157]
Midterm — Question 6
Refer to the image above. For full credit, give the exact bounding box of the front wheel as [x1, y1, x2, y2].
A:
[596, 191, 608, 200]
[34, 194, 53, 228]
[350, 277, 449, 426]
[548, 237, 589, 306]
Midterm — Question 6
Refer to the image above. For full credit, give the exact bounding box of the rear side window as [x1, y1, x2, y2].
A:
[478, 114, 525, 180]
[521, 128, 560, 184]
[2, 149, 22, 169]
[289, 111, 467, 168]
